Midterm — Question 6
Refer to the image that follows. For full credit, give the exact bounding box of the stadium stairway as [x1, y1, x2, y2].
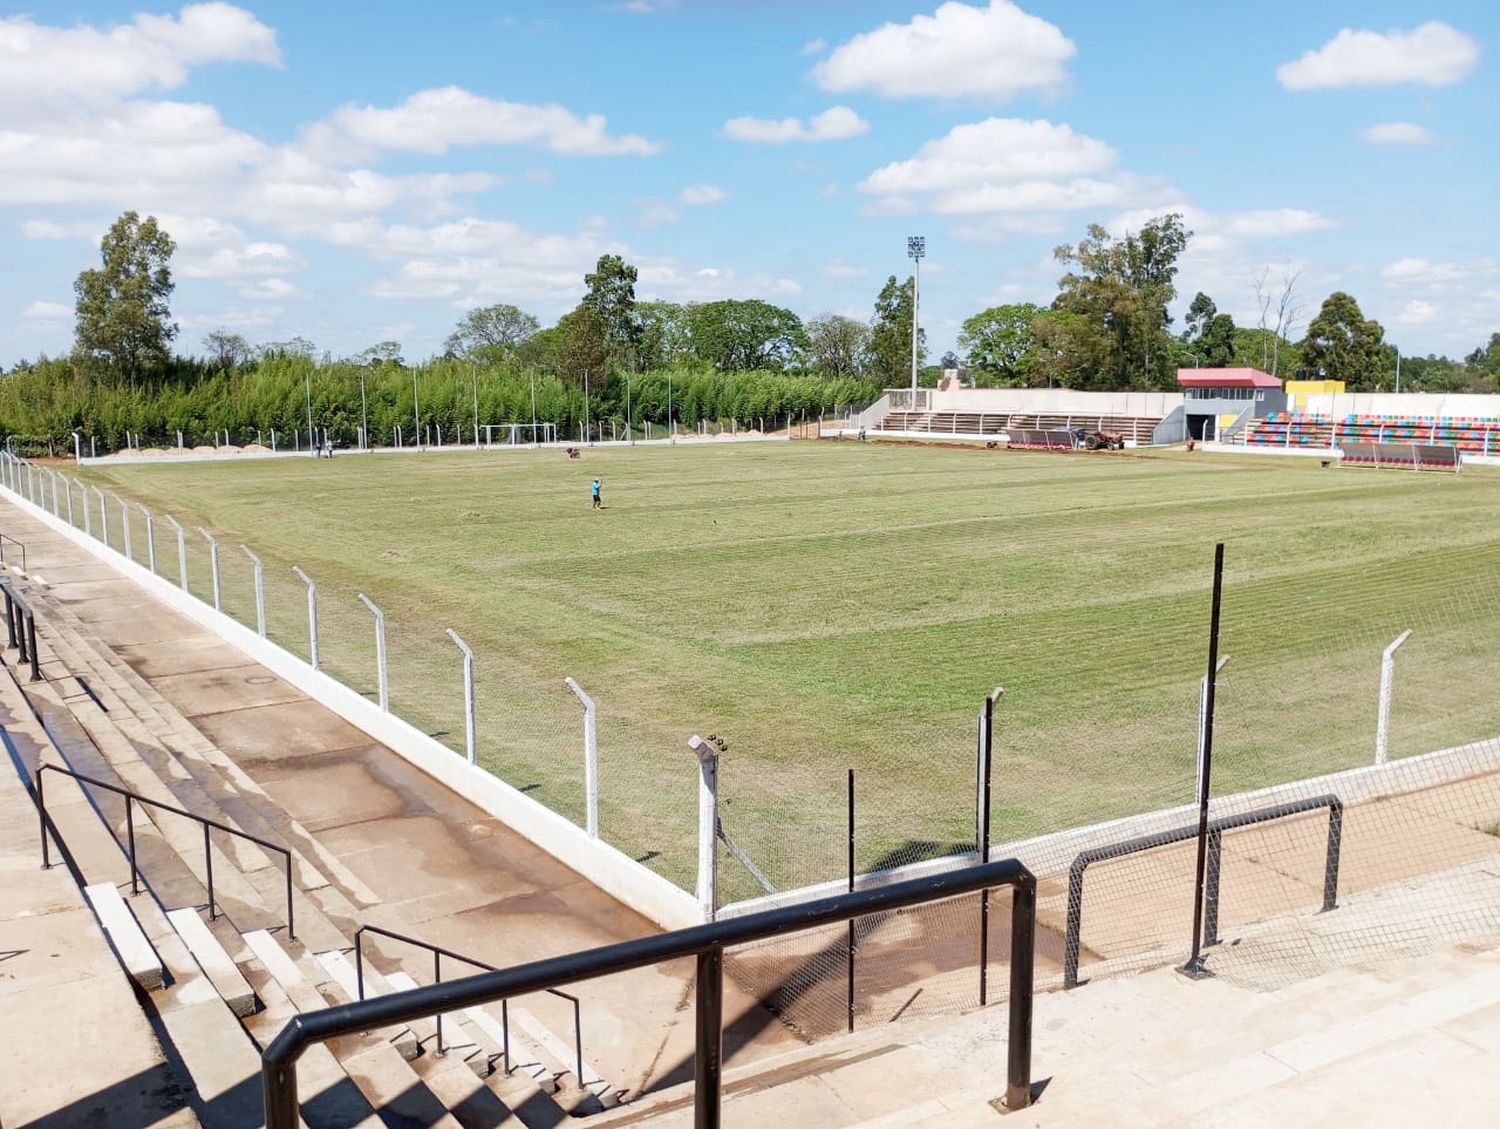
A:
[0, 567, 622, 1127]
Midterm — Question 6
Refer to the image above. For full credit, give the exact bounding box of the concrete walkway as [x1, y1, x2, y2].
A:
[0, 497, 802, 1095]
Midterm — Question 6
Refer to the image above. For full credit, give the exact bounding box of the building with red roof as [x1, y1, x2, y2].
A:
[1176, 367, 1285, 441]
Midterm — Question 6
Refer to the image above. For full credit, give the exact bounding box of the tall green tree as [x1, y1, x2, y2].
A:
[637, 301, 691, 370]
[582, 254, 641, 367]
[1466, 333, 1500, 381]
[443, 304, 539, 359]
[558, 304, 607, 390]
[203, 329, 251, 370]
[1052, 213, 1191, 388]
[868, 275, 925, 386]
[958, 303, 1042, 386]
[1180, 292, 1236, 367]
[806, 315, 870, 380]
[1301, 292, 1385, 388]
[73, 211, 178, 385]
[685, 300, 807, 371]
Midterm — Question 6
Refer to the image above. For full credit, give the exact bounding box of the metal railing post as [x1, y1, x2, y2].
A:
[292, 567, 318, 669]
[357, 593, 388, 709]
[117, 494, 132, 561]
[25, 610, 38, 681]
[445, 629, 476, 764]
[164, 515, 187, 591]
[689, 735, 721, 922]
[241, 546, 266, 636]
[138, 505, 156, 574]
[198, 529, 221, 610]
[204, 823, 215, 920]
[82, 482, 93, 536]
[1005, 877, 1036, 1110]
[694, 943, 724, 1129]
[565, 677, 599, 837]
[64, 477, 74, 525]
[126, 795, 139, 895]
[96, 487, 110, 547]
[1375, 629, 1412, 765]
[37, 764, 49, 870]
[49, 470, 59, 515]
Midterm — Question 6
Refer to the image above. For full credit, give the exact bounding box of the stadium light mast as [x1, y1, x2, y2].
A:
[907, 235, 925, 405]
[304, 367, 315, 457]
[358, 368, 369, 450]
[412, 367, 422, 451]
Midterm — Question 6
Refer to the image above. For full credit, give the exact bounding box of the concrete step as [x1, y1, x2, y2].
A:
[168, 907, 258, 1018]
[32, 593, 379, 911]
[315, 949, 421, 1060]
[83, 880, 165, 991]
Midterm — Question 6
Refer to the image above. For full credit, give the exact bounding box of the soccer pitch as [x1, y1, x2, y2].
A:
[79, 442, 1500, 896]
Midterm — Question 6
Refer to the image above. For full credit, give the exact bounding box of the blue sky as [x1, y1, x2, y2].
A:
[3, 0, 1495, 367]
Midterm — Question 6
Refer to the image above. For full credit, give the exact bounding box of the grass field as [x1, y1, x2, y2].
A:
[78, 441, 1500, 897]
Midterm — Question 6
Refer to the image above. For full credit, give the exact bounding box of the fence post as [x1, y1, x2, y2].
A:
[564, 677, 599, 837]
[446, 629, 476, 764]
[292, 567, 319, 669]
[977, 686, 1002, 1006]
[1375, 629, 1412, 765]
[96, 488, 110, 547]
[138, 505, 156, 575]
[197, 529, 221, 611]
[64, 477, 74, 525]
[1182, 542, 1225, 979]
[82, 481, 93, 536]
[357, 593, 388, 710]
[688, 735, 721, 922]
[241, 546, 266, 636]
[163, 515, 187, 590]
[1196, 655, 1229, 800]
[116, 494, 132, 561]
[49, 471, 59, 515]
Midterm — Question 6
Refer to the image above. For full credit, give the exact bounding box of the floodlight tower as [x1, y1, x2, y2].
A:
[907, 235, 925, 406]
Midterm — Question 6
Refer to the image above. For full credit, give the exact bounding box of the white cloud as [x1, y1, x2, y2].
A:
[21, 219, 98, 240]
[814, 1, 1074, 100]
[22, 301, 71, 320]
[801, 38, 827, 56]
[1360, 122, 1435, 146]
[1221, 210, 1335, 238]
[722, 106, 869, 144]
[1277, 22, 1478, 90]
[0, 3, 280, 112]
[236, 278, 299, 300]
[636, 264, 802, 303]
[633, 201, 679, 228]
[678, 184, 727, 206]
[1395, 299, 1438, 326]
[860, 118, 1128, 215]
[1381, 257, 1500, 295]
[820, 259, 869, 278]
[820, 183, 840, 198]
[307, 86, 661, 159]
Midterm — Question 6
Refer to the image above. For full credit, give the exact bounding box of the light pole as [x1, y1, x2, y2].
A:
[1395, 346, 1401, 393]
[471, 361, 480, 448]
[412, 368, 421, 452]
[1185, 352, 1200, 368]
[359, 369, 369, 450]
[529, 371, 538, 447]
[907, 235, 925, 407]
[304, 367, 315, 457]
[626, 370, 632, 444]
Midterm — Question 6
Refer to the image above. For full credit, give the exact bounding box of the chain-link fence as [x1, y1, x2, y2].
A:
[10, 449, 1500, 1049]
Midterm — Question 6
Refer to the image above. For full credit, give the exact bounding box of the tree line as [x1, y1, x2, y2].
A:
[7, 210, 1498, 452]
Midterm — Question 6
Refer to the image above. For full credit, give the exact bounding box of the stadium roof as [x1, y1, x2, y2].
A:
[1176, 367, 1282, 389]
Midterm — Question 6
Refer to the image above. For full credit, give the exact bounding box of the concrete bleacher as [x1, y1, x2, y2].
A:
[876, 409, 1161, 445]
[0, 566, 620, 1126]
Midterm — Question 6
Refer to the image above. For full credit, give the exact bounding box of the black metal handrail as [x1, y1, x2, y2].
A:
[264, 858, 1037, 1128]
[1063, 793, 1343, 988]
[37, 762, 296, 940]
[1, 578, 39, 681]
[353, 923, 586, 1082]
[0, 531, 27, 574]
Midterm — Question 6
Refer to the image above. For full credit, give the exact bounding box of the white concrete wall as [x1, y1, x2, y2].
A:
[2, 481, 703, 931]
[927, 388, 1184, 416]
[1304, 392, 1500, 420]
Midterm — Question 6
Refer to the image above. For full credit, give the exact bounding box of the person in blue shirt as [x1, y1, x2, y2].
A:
[591, 478, 602, 510]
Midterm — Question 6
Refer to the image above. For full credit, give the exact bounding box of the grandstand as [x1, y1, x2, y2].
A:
[1241, 412, 1500, 458]
[867, 388, 1179, 447]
